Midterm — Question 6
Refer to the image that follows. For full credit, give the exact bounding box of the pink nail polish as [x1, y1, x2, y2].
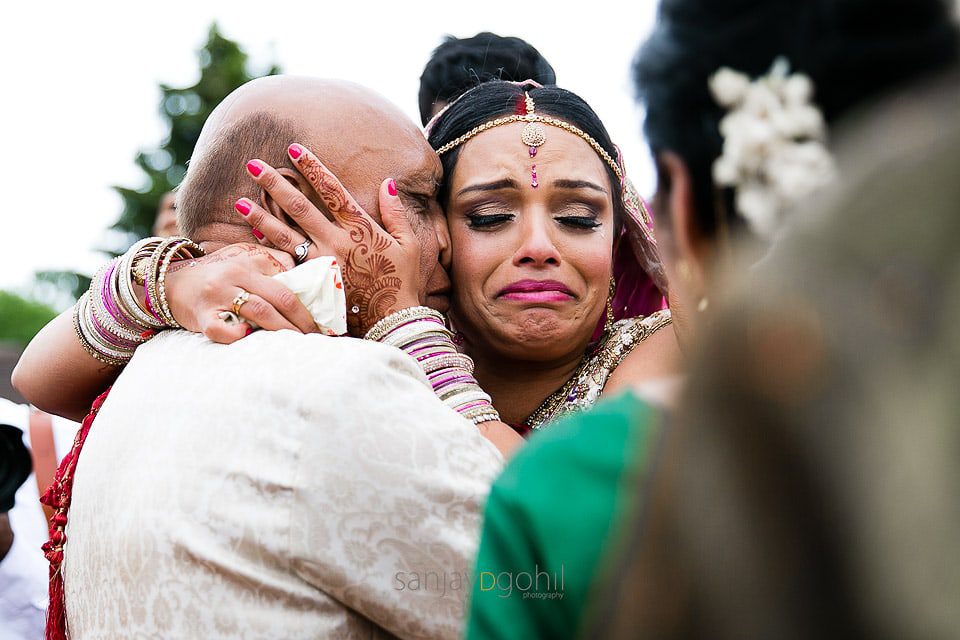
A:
[245, 327, 254, 336]
[235, 199, 251, 215]
[246, 160, 263, 177]
[387, 178, 397, 197]
[252, 229, 265, 240]
[288, 144, 303, 160]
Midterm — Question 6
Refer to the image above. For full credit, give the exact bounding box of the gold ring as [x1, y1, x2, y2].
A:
[232, 289, 250, 317]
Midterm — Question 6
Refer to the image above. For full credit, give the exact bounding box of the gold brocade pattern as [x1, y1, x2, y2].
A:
[525, 310, 673, 429]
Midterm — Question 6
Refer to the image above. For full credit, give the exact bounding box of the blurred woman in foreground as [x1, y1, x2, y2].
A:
[465, 1, 960, 638]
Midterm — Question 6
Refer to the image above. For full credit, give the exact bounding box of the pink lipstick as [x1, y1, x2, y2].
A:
[497, 279, 575, 303]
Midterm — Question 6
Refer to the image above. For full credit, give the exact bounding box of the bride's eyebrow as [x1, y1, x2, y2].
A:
[552, 179, 607, 194]
[456, 178, 518, 197]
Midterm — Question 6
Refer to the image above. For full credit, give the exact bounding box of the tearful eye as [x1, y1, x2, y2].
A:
[556, 216, 601, 230]
[466, 213, 515, 229]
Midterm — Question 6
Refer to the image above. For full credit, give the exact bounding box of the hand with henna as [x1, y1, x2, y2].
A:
[235, 143, 422, 337]
[163, 243, 320, 343]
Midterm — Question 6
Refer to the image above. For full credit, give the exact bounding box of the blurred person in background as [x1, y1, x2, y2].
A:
[152, 191, 179, 237]
[0, 423, 32, 563]
[418, 32, 556, 125]
[465, 0, 960, 638]
[1, 412, 58, 640]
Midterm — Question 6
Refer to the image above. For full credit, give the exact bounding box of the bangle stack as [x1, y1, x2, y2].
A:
[365, 306, 501, 426]
[73, 236, 204, 365]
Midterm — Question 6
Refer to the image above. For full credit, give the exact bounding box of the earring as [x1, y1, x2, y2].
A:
[605, 277, 616, 333]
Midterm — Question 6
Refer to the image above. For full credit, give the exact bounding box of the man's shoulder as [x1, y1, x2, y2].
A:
[142, 330, 413, 368]
[143, 328, 381, 354]
[131, 329, 427, 394]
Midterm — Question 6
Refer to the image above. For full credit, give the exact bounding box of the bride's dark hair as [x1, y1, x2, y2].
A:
[426, 81, 626, 227]
[634, 0, 960, 238]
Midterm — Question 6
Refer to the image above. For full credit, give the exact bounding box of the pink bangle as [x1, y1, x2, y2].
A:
[458, 400, 490, 413]
[143, 282, 163, 323]
[432, 375, 474, 391]
[415, 350, 458, 362]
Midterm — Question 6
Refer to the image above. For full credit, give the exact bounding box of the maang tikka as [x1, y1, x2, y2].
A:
[519, 92, 545, 188]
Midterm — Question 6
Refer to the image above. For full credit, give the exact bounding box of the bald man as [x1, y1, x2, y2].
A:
[59, 77, 504, 639]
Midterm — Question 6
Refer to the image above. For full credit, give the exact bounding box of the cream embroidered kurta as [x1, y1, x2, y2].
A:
[63, 330, 504, 639]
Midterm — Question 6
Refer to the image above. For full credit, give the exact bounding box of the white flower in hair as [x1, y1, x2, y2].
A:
[709, 58, 836, 238]
[709, 68, 751, 107]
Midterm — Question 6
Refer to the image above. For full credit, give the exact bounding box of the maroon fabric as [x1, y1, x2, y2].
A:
[39, 387, 112, 640]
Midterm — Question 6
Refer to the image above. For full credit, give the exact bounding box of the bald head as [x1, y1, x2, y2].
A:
[177, 76, 441, 242]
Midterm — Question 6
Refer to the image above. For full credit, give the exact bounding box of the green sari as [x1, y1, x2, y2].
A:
[466, 391, 661, 639]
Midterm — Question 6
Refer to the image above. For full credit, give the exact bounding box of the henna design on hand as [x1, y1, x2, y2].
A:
[166, 244, 286, 274]
[296, 154, 406, 336]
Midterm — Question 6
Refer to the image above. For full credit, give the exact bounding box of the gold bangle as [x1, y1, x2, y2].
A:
[117, 240, 165, 330]
[72, 294, 129, 366]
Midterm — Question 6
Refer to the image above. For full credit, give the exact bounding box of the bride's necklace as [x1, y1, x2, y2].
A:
[523, 311, 673, 430]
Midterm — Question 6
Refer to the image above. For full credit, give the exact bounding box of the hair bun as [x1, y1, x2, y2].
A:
[634, 0, 959, 236]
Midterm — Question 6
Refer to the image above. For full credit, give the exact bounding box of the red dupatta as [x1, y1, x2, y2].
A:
[39, 387, 112, 640]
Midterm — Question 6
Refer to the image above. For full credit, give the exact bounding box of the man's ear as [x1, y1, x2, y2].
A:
[657, 151, 711, 296]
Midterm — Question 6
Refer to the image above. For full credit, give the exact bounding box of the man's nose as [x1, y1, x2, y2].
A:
[435, 215, 452, 271]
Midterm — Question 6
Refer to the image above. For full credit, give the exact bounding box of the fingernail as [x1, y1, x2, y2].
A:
[235, 199, 251, 216]
[246, 160, 263, 177]
[245, 326, 254, 336]
[252, 229, 265, 240]
[288, 144, 303, 160]
[387, 178, 398, 197]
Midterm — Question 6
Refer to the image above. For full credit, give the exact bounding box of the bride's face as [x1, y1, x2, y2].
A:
[444, 123, 615, 363]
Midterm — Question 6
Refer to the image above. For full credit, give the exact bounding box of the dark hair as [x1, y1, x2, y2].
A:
[177, 112, 300, 238]
[0, 424, 31, 513]
[427, 81, 625, 227]
[633, 0, 960, 238]
[418, 32, 557, 126]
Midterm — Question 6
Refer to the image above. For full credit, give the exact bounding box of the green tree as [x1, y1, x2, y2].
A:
[39, 23, 280, 301]
[0, 291, 57, 347]
[110, 23, 281, 248]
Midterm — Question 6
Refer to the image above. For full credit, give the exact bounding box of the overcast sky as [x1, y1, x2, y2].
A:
[1, 1, 657, 301]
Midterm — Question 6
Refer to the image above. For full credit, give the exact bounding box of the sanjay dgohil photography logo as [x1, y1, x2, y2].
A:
[394, 564, 565, 600]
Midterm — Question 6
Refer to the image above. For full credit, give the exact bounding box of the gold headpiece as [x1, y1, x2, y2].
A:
[435, 91, 624, 183]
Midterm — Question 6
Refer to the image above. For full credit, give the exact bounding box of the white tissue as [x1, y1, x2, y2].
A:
[218, 256, 347, 336]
